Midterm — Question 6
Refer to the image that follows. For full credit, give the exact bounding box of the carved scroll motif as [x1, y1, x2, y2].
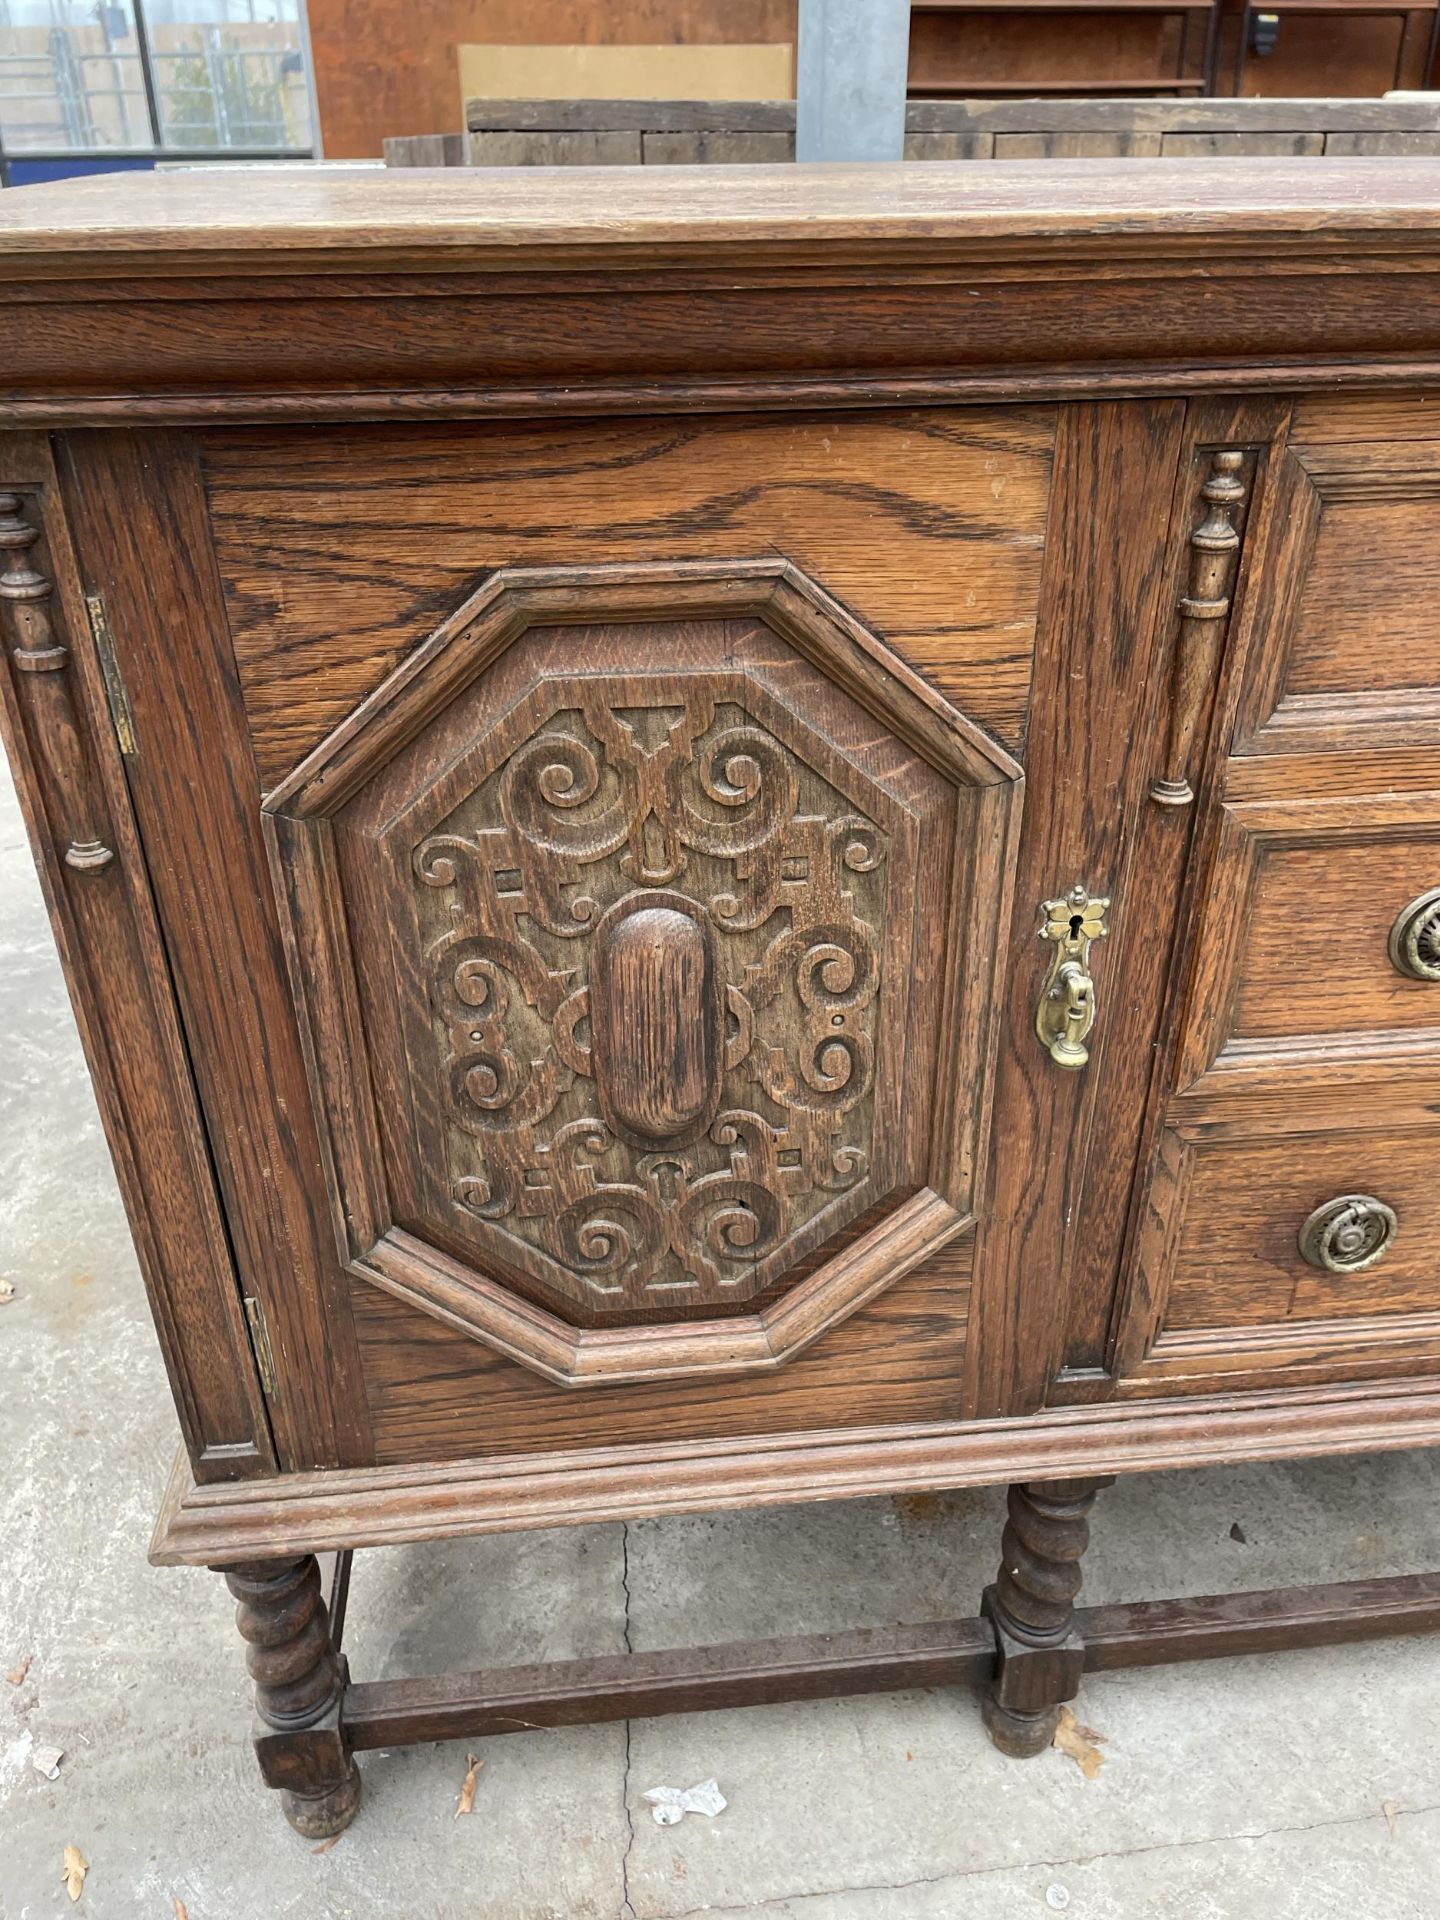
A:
[411, 687, 890, 1314]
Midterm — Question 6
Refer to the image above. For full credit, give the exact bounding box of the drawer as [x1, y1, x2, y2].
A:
[1177, 791, 1440, 1085]
[1163, 1127, 1440, 1331]
[1233, 400, 1440, 757]
[1119, 1118, 1440, 1393]
[1110, 395, 1440, 1401]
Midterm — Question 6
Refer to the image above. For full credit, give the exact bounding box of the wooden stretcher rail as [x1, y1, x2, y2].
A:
[338, 1571, 1440, 1752]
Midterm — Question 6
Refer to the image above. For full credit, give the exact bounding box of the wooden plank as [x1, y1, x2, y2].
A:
[938, 95, 1440, 131]
[467, 96, 797, 132]
[10, 161, 1440, 272]
[1080, 1573, 1440, 1669]
[903, 129, 991, 158]
[339, 1571, 1440, 1751]
[467, 130, 643, 166]
[381, 134, 466, 167]
[459, 96, 1440, 144]
[1325, 131, 1440, 155]
[966, 399, 1186, 1418]
[60, 431, 374, 1474]
[343, 1619, 1000, 1748]
[1161, 130, 1325, 154]
[149, 1376, 1440, 1564]
[642, 128, 793, 164]
[994, 130, 1163, 155]
[0, 436, 276, 1481]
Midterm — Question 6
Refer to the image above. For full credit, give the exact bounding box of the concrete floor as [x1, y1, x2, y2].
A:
[3, 755, 1440, 1920]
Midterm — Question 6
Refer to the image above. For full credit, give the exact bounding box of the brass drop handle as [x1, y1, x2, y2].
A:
[1298, 1193, 1398, 1274]
[1035, 886, 1109, 1072]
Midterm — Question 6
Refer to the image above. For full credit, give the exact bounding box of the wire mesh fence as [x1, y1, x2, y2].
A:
[0, 4, 312, 157]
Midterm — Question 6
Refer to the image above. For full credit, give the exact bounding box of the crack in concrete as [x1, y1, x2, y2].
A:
[644, 1797, 1440, 1920]
[618, 1520, 639, 1920]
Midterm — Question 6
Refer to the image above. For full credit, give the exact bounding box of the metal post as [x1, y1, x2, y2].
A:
[131, 0, 165, 150]
[795, 0, 912, 164]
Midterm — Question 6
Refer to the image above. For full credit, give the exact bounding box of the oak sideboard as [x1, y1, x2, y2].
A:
[2, 161, 1440, 1837]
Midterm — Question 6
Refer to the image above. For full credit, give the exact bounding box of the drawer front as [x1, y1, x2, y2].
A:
[1233, 395, 1440, 757]
[1158, 1128, 1440, 1333]
[1176, 796, 1440, 1080]
[1113, 395, 1440, 1399]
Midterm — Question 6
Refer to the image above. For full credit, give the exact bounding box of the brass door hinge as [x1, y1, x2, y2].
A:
[243, 1296, 279, 1398]
[84, 592, 137, 757]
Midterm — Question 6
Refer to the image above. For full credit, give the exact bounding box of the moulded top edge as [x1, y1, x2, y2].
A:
[3, 157, 1440, 278]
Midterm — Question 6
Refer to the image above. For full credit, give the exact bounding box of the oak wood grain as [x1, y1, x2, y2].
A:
[967, 396, 1186, 1416]
[58, 430, 373, 1473]
[1175, 789, 1440, 1086]
[0, 435, 275, 1477]
[7, 161, 1440, 269]
[1056, 399, 1281, 1383]
[150, 1373, 1440, 1563]
[1163, 1125, 1440, 1329]
[353, 1242, 970, 1464]
[335, 1570, 1440, 1753]
[201, 410, 1053, 782]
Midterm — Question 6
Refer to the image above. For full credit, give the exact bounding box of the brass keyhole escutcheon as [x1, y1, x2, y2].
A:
[1035, 886, 1109, 1072]
[1298, 1193, 1399, 1274]
[1389, 886, 1440, 982]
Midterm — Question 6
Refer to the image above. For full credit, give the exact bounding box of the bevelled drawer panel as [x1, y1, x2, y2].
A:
[199, 408, 1056, 790]
[1175, 789, 1440, 1087]
[1231, 836, 1440, 1042]
[1235, 403, 1440, 755]
[1161, 1126, 1440, 1331]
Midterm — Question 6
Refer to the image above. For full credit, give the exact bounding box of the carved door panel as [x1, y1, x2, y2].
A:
[63, 409, 1055, 1468]
[266, 560, 1020, 1390]
[62, 402, 1205, 1467]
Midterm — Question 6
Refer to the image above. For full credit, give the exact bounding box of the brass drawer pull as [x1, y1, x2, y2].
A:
[1035, 886, 1109, 1072]
[1298, 1193, 1398, 1274]
[1389, 887, 1440, 982]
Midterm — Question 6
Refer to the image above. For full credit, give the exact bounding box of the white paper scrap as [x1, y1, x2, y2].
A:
[641, 1778, 727, 1826]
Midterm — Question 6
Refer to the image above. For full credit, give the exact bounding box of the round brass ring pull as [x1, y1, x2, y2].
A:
[1389, 886, 1440, 981]
[1298, 1194, 1399, 1274]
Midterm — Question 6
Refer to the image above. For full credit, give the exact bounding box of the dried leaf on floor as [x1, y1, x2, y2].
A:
[60, 1845, 88, 1902]
[1053, 1706, 1106, 1780]
[6, 1654, 32, 1686]
[455, 1753, 483, 1818]
[0, 1277, 15, 1303]
[1383, 1800, 1400, 1838]
[172, 1898, 190, 1919]
[32, 1743, 64, 1780]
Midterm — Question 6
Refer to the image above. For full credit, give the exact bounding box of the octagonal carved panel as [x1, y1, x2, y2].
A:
[263, 559, 1021, 1387]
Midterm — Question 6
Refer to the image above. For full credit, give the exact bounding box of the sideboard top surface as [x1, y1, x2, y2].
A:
[1, 158, 1440, 277]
